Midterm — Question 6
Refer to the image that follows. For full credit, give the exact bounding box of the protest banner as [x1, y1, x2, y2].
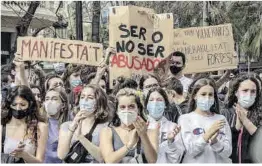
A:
[16, 37, 103, 66]
[109, 6, 174, 87]
[173, 24, 238, 74]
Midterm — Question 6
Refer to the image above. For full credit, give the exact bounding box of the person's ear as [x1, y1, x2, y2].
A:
[194, 94, 197, 101]
[235, 91, 239, 98]
[172, 90, 177, 98]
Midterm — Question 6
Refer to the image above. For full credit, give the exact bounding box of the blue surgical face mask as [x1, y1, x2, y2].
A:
[53, 63, 65, 74]
[147, 101, 165, 120]
[238, 94, 256, 109]
[71, 79, 82, 88]
[196, 97, 214, 111]
[79, 99, 96, 112]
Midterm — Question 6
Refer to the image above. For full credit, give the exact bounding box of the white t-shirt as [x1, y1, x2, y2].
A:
[179, 112, 232, 163]
[179, 75, 193, 94]
[157, 112, 232, 163]
[147, 116, 176, 144]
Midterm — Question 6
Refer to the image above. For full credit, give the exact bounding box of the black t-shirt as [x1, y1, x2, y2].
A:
[178, 100, 188, 114]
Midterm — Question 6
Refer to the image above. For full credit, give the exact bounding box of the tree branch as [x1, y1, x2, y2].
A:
[32, 26, 48, 37]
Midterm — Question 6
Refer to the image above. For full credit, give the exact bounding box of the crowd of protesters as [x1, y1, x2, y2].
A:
[1, 48, 262, 163]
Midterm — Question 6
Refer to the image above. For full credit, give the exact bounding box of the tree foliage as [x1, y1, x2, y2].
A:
[63, 1, 262, 59]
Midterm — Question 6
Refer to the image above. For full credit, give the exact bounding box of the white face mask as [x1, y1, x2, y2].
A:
[44, 101, 61, 116]
[196, 97, 215, 111]
[117, 111, 138, 126]
[238, 94, 256, 109]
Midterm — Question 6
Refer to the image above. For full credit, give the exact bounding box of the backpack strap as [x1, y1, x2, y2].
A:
[2, 124, 6, 153]
[84, 121, 97, 141]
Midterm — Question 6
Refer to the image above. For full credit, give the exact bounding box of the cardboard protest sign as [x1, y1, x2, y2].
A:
[16, 37, 103, 66]
[109, 6, 173, 87]
[173, 24, 238, 74]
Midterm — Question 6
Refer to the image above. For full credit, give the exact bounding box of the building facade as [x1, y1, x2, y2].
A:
[1, 1, 58, 64]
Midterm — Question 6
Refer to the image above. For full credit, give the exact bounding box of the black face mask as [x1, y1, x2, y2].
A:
[170, 65, 183, 75]
[11, 108, 29, 119]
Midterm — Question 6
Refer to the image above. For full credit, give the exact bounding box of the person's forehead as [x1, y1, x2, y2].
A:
[149, 91, 163, 98]
[144, 77, 158, 86]
[118, 95, 136, 104]
[46, 90, 60, 97]
[13, 96, 28, 103]
[239, 80, 256, 90]
[171, 56, 183, 62]
[82, 87, 95, 95]
[197, 85, 214, 93]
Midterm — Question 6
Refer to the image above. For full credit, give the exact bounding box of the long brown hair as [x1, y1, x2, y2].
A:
[1, 85, 45, 145]
[44, 88, 70, 127]
[78, 84, 110, 124]
[188, 78, 220, 114]
[226, 74, 261, 126]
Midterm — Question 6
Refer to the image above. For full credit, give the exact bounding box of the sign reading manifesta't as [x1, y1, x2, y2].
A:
[17, 37, 103, 66]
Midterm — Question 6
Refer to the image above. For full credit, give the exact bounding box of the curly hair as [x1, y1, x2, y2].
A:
[110, 88, 146, 127]
[1, 85, 45, 146]
[187, 78, 220, 114]
[226, 74, 261, 126]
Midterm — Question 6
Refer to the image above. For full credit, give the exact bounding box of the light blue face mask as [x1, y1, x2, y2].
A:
[71, 79, 82, 88]
[238, 94, 256, 109]
[147, 101, 165, 120]
[79, 99, 96, 112]
[196, 97, 214, 111]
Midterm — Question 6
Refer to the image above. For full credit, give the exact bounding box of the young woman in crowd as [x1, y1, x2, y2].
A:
[221, 74, 262, 163]
[57, 84, 110, 163]
[158, 78, 232, 163]
[144, 87, 178, 146]
[139, 74, 160, 99]
[100, 88, 158, 163]
[43, 88, 71, 163]
[30, 85, 43, 109]
[1, 85, 48, 163]
[45, 74, 65, 92]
